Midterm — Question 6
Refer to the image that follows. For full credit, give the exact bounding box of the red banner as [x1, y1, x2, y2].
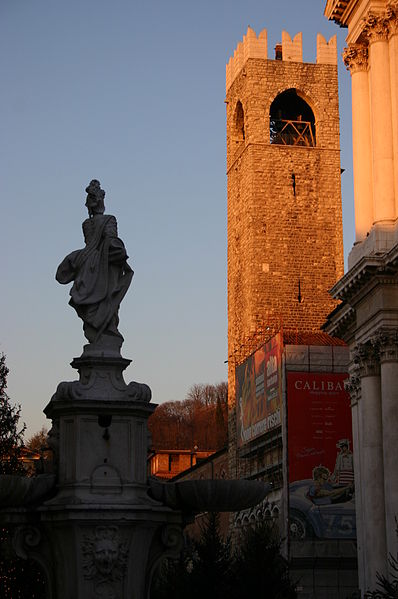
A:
[287, 372, 356, 540]
[287, 372, 352, 483]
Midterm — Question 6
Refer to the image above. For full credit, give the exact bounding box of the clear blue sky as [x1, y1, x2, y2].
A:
[1, 0, 354, 438]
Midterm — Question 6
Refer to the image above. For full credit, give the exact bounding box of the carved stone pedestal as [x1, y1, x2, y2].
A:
[6, 353, 184, 599]
[12, 507, 183, 599]
[44, 352, 154, 506]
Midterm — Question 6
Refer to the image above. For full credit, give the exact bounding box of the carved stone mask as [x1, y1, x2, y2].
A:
[94, 539, 119, 576]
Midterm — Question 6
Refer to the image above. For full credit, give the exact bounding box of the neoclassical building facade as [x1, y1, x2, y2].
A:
[325, 0, 398, 594]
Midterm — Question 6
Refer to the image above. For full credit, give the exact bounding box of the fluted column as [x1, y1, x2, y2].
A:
[345, 365, 365, 593]
[364, 13, 396, 223]
[377, 329, 398, 562]
[343, 45, 373, 241]
[387, 2, 398, 216]
[355, 342, 387, 591]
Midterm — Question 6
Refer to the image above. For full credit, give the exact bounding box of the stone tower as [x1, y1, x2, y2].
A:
[225, 29, 356, 596]
[226, 27, 344, 370]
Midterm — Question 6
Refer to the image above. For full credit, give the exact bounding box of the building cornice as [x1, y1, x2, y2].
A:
[322, 301, 356, 341]
[324, 0, 351, 26]
[329, 241, 398, 303]
[325, 1, 392, 44]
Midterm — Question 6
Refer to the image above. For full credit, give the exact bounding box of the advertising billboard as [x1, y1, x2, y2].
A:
[287, 372, 355, 540]
[236, 332, 282, 447]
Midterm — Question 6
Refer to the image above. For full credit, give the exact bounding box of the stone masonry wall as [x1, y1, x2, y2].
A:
[226, 53, 344, 479]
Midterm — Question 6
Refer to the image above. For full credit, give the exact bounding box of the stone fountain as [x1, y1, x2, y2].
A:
[0, 180, 270, 599]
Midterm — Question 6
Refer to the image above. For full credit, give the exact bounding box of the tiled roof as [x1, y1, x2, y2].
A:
[282, 330, 346, 346]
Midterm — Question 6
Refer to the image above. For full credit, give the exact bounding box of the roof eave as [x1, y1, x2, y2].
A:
[324, 0, 351, 27]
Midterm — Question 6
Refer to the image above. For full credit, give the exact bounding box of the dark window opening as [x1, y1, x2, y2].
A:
[234, 101, 245, 141]
[270, 89, 315, 146]
[168, 454, 179, 472]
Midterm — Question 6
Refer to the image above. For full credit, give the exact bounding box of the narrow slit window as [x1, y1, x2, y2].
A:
[235, 101, 245, 141]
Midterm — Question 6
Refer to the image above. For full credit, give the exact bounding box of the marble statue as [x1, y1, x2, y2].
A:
[0, 177, 272, 599]
[56, 180, 133, 348]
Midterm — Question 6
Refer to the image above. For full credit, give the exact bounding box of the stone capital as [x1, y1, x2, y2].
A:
[345, 374, 361, 405]
[345, 359, 361, 405]
[353, 341, 380, 377]
[387, 1, 398, 16]
[387, 2, 398, 36]
[373, 329, 398, 363]
[362, 13, 390, 43]
[343, 44, 368, 73]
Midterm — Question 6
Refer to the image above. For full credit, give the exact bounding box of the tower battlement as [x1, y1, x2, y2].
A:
[226, 27, 337, 92]
[226, 27, 268, 93]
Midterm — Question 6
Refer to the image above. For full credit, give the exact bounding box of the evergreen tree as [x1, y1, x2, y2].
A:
[151, 512, 232, 599]
[0, 528, 46, 599]
[230, 521, 297, 599]
[368, 525, 398, 599]
[0, 354, 26, 475]
[151, 515, 296, 599]
[188, 512, 232, 599]
[0, 354, 46, 598]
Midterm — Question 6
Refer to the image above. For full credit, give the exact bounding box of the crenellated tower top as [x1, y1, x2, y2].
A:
[226, 27, 268, 93]
[226, 27, 337, 92]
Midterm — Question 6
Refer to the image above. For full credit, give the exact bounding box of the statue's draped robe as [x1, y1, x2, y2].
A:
[56, 214, 133, 341]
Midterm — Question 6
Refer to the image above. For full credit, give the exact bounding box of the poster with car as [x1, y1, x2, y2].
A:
[236, 332, 282, 447]
[287, 372, 355, 540]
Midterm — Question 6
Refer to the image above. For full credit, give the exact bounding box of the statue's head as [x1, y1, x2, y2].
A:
[85, 179, 105, 217]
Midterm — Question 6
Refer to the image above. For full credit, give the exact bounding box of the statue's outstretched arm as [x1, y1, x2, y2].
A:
[56, 249, 81, 285]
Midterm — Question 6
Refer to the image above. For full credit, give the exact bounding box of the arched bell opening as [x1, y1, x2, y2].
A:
[270, 89, 316, 147]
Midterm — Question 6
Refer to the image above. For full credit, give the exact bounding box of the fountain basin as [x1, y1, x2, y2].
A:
[0, 474, 56, 508]
[149, 478, 271, 513]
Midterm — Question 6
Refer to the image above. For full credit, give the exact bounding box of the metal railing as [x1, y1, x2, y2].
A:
[270, 119, 315, 147]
